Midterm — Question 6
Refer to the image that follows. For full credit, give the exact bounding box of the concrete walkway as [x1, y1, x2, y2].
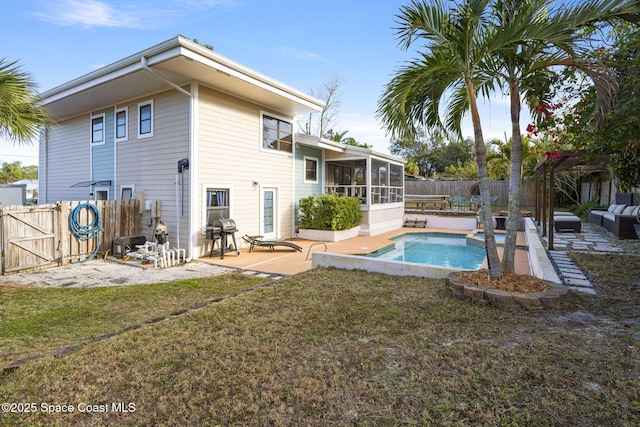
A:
[0, 259, 276, 288]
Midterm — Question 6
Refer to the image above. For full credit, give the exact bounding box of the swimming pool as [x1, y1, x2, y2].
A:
[471, 232, 506, 243]
[367, 233, 486, 270]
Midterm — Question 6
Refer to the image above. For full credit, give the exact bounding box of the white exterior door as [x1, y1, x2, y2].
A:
[261, 188, 278, 240]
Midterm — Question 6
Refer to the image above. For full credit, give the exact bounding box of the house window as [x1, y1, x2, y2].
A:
[138, 100, 154, 138]
[304, 157, 318, 183]
[206, 188, 230, 226]
[262, 114, 293, 153]
[120, 185, 134, 201]
[91, 114, 105, 145]
[115, 107, 128, 141]
[94, 187, 109, 200]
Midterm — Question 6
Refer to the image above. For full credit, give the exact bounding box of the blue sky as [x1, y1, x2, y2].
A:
[1, 0, 517, 167]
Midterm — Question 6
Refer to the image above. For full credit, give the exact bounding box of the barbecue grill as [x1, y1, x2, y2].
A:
[207, 218, 240, 259]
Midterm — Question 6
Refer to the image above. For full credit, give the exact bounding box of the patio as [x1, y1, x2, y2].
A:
[198, 227, 531, 277]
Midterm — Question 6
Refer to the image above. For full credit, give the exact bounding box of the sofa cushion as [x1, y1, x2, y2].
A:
[607, 204, 618, 213]
[613, 204, 627, 214]
[602, 212, 616, 221]
[633, 205, 640, 217]
[622, 205, 637, 215]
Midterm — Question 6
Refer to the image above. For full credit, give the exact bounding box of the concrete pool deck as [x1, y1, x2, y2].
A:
[197, 226, 533, 278]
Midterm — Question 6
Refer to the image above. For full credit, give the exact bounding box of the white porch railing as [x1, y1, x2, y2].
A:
[325, 185, 403, 205]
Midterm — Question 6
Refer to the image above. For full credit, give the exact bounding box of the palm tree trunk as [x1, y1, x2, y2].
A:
[503, 79, 522, 271]
[468, 80, 503, 278]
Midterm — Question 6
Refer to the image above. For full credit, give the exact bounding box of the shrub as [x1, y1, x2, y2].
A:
[570, 202, 607, 220]
[299, 194, 362, 231]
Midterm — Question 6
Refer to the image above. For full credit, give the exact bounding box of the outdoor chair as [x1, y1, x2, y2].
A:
[470, 195, 481, 211]
[450, 196, 463, 210]
[454, 196, 470, 211]
[242, 235, 303, 252]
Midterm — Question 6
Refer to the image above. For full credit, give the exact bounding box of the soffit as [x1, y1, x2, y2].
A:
[42, 37, 324, 120]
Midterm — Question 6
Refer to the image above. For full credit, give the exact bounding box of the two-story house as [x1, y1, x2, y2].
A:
[39, 36, 404, 260]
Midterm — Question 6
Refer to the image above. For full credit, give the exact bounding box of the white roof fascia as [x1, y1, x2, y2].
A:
[41, 61, 141, 105]
[40, 35, 325, 114]
[41, 37, 181, 102]
[297, 134, 404, 164]
[178, 40, 324, 113]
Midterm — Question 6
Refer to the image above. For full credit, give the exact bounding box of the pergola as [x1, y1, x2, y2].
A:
[534, 150, 610, 249]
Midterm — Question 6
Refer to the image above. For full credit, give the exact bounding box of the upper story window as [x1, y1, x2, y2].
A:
[304, 157, 318, 183]
[138, 100, 154, 139]
[115, 107, 128, 141]
[91, 114, 105, 145]
[262, 114, 293, 153]
[120, 185, 134, 201]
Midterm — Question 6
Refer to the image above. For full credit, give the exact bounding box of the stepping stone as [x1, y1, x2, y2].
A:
[561, 272, 588, 280]
[558, 268, 584, 275]
[242, 270, 257, 275]
[564, 277, 592, 287]
[567, 286, 597, 295]
[595, 246, 623, 252]
[256, 273, 271, 278]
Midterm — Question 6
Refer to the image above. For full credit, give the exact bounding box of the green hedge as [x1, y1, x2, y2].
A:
[299, 194, 362, 231]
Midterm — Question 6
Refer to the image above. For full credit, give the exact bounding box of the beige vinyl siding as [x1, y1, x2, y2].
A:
[196, 85, 295, 254]
[41, 116, 91, 203]
[115, 89, 190, 241]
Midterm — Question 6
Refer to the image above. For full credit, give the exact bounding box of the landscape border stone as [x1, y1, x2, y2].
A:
[447, 271, 570, 310]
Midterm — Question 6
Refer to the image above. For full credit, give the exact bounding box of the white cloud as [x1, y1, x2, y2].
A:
[35, 0, 143, 28]
[276, 47, 322, 61]
[176, 0, 238, 8]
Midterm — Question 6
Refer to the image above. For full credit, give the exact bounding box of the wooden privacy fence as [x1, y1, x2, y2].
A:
[0, 200, 141, 274]
[404, 180, 536, 207]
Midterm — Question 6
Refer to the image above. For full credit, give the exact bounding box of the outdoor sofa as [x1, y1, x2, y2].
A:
[589, 200, 640, 240]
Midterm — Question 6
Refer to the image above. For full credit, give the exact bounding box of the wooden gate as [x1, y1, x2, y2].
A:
[1, 205, 57, 273]
[1, 200, 141, 274]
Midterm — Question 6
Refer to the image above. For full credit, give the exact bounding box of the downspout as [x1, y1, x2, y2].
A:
[42, 127, 48, 203]
[292, 138, 297, 237]
[141, 56, 195, 261]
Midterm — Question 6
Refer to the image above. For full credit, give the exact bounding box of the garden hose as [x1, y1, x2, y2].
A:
[69, 202, 102, 264]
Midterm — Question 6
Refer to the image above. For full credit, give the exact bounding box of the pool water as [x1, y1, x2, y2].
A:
[472, 232, 505, 243]
[367, 233, 486, 270]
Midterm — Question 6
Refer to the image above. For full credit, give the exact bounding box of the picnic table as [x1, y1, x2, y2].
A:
[404, 194, 450, 211]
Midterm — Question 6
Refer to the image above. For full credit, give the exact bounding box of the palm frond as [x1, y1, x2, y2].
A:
[0, 59, 49, 144]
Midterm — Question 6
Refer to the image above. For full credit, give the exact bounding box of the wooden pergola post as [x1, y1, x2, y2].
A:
[542, 162, 548, 236]
[549, 159, 555, 250]
[535, 167, 540, 226]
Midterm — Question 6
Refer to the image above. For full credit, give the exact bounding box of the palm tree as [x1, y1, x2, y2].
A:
[491, 0, 638, 270]
[486, 137, 511, 180]
[378, 0, 504, 277]
[0, 59, 48, 144]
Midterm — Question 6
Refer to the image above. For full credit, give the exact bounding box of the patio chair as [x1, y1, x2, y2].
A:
[242, 235, 302, 252]
[450, 195, 462, 210]
[458, 196, 470, 211]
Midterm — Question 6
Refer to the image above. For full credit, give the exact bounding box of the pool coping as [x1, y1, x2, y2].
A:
[312, 220, 560, 283]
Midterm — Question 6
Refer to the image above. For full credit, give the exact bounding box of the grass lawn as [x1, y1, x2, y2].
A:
[1, 257, 639, 426]
[0, 273, 270, 365]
